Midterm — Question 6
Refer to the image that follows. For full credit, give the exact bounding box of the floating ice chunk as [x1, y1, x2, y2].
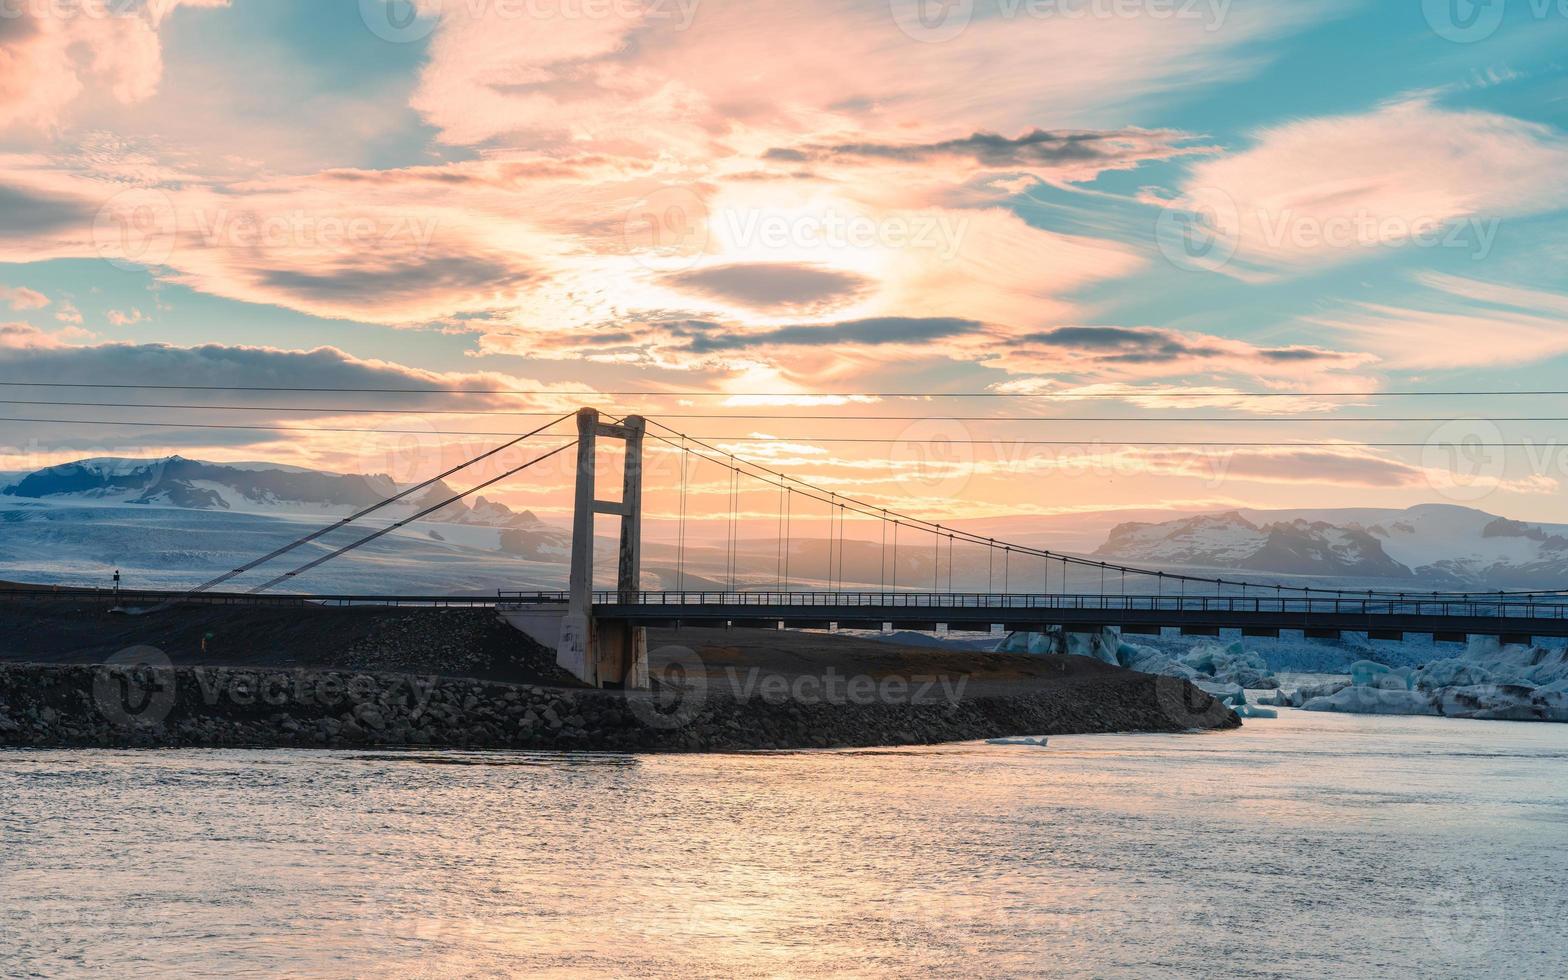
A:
[1434, 683, 1568, 721]
[1227, 687, 1277, 719]
[1349, 659, 1397, 687]
[1301, 686, 1439, 715]
[1414, 659, 1500, 690]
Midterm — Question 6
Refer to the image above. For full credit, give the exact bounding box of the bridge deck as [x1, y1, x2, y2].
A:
[8, 586, 1565, 641]
[499, 590, 1568, 640]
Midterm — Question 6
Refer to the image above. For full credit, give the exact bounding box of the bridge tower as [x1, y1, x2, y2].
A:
[496, 408, 650, 688]
[559, 407, 649, 688]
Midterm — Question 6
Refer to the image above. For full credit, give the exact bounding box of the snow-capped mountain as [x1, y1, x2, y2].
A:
[2, 456, 548, 531]
[1094, 504, 1568, 589]
[0, 455, 580, 591]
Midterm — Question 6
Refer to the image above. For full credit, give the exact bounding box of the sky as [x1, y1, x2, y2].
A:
[1, 0, 1567, 536]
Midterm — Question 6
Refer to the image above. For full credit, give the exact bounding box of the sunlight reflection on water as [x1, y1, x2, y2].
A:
[2, 711, 1566, 977]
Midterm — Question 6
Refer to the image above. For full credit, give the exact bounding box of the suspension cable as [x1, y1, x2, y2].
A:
[726, 459, 738, 591]
[775, 476, 785, 592]
[643, 419, 1555, 600]
[783, 488, 792, 590]
[892, 521, 900, 591]
[880, 510, 887, 591]
[828, 492, 838, 592]
[250, 441, 576, 593]
[159, 412, 572, 604]
[676, 436, 689, 592]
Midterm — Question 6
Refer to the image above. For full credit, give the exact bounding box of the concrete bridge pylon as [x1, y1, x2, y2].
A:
[499, 408, 649, 689]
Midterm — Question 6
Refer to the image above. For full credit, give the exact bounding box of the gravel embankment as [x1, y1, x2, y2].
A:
[0, 661, 1237, 752]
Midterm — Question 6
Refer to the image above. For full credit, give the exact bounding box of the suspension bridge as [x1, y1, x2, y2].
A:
[94, 406, 1568, 688]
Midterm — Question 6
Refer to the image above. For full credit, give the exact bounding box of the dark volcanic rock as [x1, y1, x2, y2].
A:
[0, 662, 1237, 753]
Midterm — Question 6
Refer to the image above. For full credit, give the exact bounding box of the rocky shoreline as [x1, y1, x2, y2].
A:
[0, 661, 1238, 752]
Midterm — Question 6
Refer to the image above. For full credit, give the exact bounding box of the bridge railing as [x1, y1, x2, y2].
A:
[494, 590, 1568, 621]
[0, 587, 502, 608]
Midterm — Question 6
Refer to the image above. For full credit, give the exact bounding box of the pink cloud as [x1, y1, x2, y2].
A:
[0, 321, 68, 349]
[0, 285, 48, 310]
[0, 3, 171, 132]
[410, 0, 1322, 158]
[1169, 99, 1568, 275]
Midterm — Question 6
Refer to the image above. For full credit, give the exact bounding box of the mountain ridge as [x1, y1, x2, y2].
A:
[2, 455, 545, 531]
[1094, 506, 1568, 588]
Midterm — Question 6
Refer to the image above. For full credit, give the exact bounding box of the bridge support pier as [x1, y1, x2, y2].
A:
[554, 408, 650, 688]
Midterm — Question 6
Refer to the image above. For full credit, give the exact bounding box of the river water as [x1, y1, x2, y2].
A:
[2, 710, 1565, 978]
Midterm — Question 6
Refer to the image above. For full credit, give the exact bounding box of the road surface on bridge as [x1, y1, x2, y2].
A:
[499, 590, 1568, 643]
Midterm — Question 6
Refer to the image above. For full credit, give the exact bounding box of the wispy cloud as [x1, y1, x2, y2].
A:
[1315, 272, 1568, 370]
[1165, 99, 1568, 276]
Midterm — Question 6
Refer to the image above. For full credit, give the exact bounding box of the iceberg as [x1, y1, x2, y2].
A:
[1000, 629, 1281, 690]
[1227, 689, 1277, 719]
[1300, 686, 1440, 716]
[1297, 639, 1568, 722]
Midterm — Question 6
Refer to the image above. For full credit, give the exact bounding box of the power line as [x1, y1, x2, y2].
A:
[4, 415, 1560, 447]
[8, 398, 1568, 424]
[2, 381, 1567, 398]
[0, 399, 570, 418]
[0, 415, 579, 438]
[4, 415, 1561, 447]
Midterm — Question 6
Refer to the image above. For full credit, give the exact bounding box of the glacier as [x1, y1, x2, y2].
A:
[1278, 639, 1568, 722]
